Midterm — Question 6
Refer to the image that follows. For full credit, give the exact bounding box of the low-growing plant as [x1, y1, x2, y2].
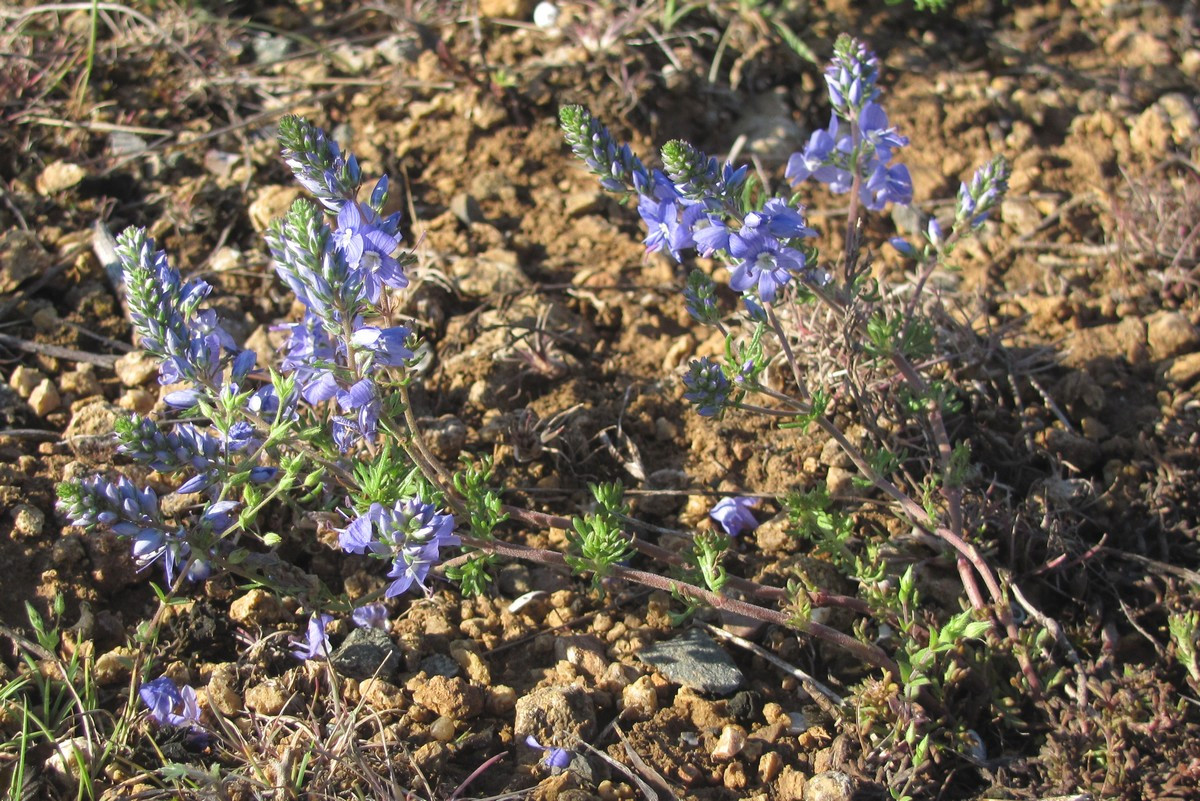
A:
[53, 31, 1064, 795]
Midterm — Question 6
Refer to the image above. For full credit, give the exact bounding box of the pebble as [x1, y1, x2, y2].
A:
[722, 761, 748, 791]
[806, 770, 857, 801]
[27, 378, 60, 416]
[11, 504, 45, 538]
[555, 635, 609, 680]
[36, 161, 87, 194]
[487, 684, 517, 716]
[93, 646, 136, 686]
[245, 681, 288, 715]
[421, 415, 468, 462]
[228, 589, 286, 627]
[330, 627, 403, 681]
[477, 0, 535, 20]
[429, 716, 457, 742]
[620, 675, 658, 721]
[412, 675, 483, 720]
[64, 401, 121, 459]
[758, 751, 783, 783]
[44, 736, 92, 783]
[207, 663, 242, 715]
[711, 724, 747, 760]
[117, 389, 155, 415]
[514, 684, 597, 742]
[359, 678, 407, 711]
[776, 766, 807, 801]
[114, 351, 159, 388]
[1166, 352, 1200, 387]
[0, 230, 51, 292]
[31, 305, 58, 331]
[60, 365, 101, 397]
[451, 249, 530, 297]
[247, 185, 303, 232]
[638, 629, 745, 695]
[9, 365, 45, 398]
[1146, 311, 1200, 360]
[449, 645, 492, 685]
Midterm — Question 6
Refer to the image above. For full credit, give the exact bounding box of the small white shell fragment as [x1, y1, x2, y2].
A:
[785, 711, 809, 734]
[533, 1, 559, 29]
[711, 724, 747, 760]
[507, 590, 546, 613]
[680, 731, 700, 747]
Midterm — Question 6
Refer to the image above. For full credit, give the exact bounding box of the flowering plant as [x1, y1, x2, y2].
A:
[53, 34, 1047, 796]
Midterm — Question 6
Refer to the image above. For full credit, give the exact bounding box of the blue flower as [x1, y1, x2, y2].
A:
[352, 602, 389, 629]
[350, 325, 413, 367]
[709, 496, 761, 537]
[291, 613, 334, 661]
[858, 102, 908, 162]
[743, 199, 816, 240]
[333, 201, 408, 301]
[139, 677, 201, 727]
[525, 735, 571, 770]
[785, 118, 851, 192]
[638, 194, 704, 262]
[863, 161, 912, 210]
[727, 229, 807, 303]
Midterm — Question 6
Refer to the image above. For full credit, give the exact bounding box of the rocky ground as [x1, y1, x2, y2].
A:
[1, 0, 1199, 799]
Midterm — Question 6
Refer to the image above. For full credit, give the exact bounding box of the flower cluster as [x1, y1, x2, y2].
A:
[559, 111, 820, 305]
[682, 357, 732, 417]
[56, 475, 226, 584]
[786, 35, 912, 211]
[117, 228, 238, 408]
[338, 498, 459, 597]
[267, 116, 416, 453]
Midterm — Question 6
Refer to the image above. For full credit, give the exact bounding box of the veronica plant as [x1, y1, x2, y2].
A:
[560, 33, 1050, 781]
[56, 116, 455, 617]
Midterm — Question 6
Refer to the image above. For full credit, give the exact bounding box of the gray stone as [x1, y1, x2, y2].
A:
[330, 627, 403, 681]
[418, 652, 460, 679]
[637, 628, 745, 695]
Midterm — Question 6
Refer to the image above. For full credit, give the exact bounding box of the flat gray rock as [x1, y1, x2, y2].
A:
[637, 628, 745, 695]
[330, 628, 402, 681]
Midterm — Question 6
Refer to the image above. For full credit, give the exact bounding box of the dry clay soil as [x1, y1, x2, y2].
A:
[2, 0, 1200, 799]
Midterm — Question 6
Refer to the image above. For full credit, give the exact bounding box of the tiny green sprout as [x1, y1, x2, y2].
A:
[1169, 610, 1200, 684]
[566, 513, 634, 590]
[589, 480, 629, 521]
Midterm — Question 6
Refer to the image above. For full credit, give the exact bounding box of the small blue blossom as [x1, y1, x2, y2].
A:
[638, 194, 704, 262]
[709, 496, 761, 537]
[863, 161, 913, 210]
[139, 677, 201, 727]
[352, 602, 389, 630]
[351, 325, 413, 367]
[525, 735, 571, 770]
[291, 613, 335, 661]
[333, 201, 409, 302]
[727, 229, 808, 303]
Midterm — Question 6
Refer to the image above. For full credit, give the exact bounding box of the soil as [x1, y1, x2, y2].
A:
[2, 0, 1200, 799]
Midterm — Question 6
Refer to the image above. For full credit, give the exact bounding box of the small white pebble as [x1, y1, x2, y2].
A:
[533, 1, 559, 29]
[711, 724, 746, 760]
